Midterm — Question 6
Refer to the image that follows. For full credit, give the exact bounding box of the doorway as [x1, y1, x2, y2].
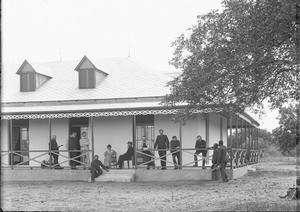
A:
[11, 120, 29, 165]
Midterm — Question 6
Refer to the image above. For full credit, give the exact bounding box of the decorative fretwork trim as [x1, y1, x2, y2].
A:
[1, 108, 223, 120]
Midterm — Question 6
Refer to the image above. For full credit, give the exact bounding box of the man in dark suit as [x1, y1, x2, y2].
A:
[49, 135, 63, 168]
[154, 129, 169, 170]
[69, 132, 79, 169]
[118, 141, 134, 169]
[217, 140, 229, 182]
[193, 135, 207, 169]
[170, 135, 181, 169]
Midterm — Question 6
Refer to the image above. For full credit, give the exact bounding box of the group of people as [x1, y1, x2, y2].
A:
[48, 129, 229, 182]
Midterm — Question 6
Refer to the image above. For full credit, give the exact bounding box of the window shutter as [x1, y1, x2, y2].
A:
[21, 74, 28, 91]
[28, 72, 35, 91]
[79, 70, 88, 89]
[79, 69, 95, 89]
[87, 69, 95, 88]
[20, 73, 35, 91]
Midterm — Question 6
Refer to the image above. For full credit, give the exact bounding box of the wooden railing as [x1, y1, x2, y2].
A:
[1, 150, 92, 169]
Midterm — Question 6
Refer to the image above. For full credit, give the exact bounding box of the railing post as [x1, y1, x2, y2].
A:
[133, 115, 137, 169]
[179, 121, 183, 169]
[256, 127, 259, 162]
[91, 116, 95, 182]
[229, 111, 233, 170]
[48, 118, 52, 168]
[235, 114, 238, 148]
[9, 119, 13, 169]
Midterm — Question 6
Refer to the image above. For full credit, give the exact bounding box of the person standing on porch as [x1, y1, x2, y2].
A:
[49, 135, 62, 168]
[79, 132, 90, 169]
[68, 132, 78, 170]
[117, 141, 134, 169]
[170, 136, 181, 169]
[193, 135, 207, 169]
[217, 140, 229, 182]
[141, 136, 155, 170]
[154, 129, 169, 170]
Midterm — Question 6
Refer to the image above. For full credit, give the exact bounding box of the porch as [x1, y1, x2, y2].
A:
[1, 165, 250, 182]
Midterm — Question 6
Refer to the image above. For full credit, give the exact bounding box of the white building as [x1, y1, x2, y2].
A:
[1, 56, 259, 175]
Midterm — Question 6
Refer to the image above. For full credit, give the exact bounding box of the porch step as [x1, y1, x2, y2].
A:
[88, 169, 135, 182]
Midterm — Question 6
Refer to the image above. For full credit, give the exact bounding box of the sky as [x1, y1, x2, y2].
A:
[2, 0, 279, 132]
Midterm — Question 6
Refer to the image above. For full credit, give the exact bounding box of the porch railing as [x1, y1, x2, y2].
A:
[1, 150, 92, 169]
[1, 147, 258, 170]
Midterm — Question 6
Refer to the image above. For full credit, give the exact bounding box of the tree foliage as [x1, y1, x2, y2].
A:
[272, 103, 300, 153]
[167, 0, 300, 113]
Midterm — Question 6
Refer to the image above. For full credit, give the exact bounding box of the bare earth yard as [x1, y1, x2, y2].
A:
[1, 159, 299, 211]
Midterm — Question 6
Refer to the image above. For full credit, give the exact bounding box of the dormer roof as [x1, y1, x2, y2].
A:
[74, 55, 109, 75]
[16, 60, 53, 77]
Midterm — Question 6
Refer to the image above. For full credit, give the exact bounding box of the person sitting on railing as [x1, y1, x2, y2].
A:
[170, 136, 181, 169]
[154, 129, 169, 170]
[117, 141, 134, 169]
[211, 143, 219, 169]
[141, 136, 155, 170]
[193, 135, 207, 169]
[90, 155, 109, 179]
[49, 135, 63, 169]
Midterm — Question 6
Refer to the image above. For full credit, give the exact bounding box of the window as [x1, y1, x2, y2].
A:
[79, 69, 95, 89]
[136, 115, 155, 150]
[11, 120, 29, 165]
[20, 73, 36, 92]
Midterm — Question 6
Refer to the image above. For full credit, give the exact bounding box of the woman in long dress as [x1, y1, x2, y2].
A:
[104, 144, 117, 169]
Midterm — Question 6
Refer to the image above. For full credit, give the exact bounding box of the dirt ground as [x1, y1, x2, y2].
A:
[1, 159, 299, 211]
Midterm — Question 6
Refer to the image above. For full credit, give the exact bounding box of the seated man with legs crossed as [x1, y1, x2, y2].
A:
[117, 141, 134, 169]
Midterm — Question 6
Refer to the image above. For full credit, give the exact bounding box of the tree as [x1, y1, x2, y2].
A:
[272, 103, 300, 153]
[167, 0, 299, 113]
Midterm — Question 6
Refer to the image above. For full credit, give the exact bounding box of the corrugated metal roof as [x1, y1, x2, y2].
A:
[2, 57, 171, 103]
[1, 101, 165, 114]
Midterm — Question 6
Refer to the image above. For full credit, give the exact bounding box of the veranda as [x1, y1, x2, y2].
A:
[1, 109, 259, 182]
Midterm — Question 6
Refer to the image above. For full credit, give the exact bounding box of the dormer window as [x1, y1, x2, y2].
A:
[16, 60, 52, 92]
[79, 69, 96, 89]
[75, 55, 108, 89]
[21, 72, 36, 91]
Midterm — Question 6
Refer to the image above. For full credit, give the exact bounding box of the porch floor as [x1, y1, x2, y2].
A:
[1, 166, 249, 182]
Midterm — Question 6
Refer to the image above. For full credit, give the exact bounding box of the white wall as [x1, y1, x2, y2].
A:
[93, 116, 132, 162]
[51, 118, 69, 166]
[29, 119, 49, 166]
[208, 114, 221, 147]
[1, 120, 10, 166]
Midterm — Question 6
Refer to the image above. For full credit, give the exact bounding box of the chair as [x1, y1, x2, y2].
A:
[123, 156, 133, 169]
[110, 153, 118, 169]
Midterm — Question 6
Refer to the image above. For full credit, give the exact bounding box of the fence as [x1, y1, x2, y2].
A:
[1, 150, 92, 169]
[1, 147, 258, 170]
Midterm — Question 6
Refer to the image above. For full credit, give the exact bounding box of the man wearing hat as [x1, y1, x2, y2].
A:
[117, 141, 134, 169]
[154, 129, 169, 170]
